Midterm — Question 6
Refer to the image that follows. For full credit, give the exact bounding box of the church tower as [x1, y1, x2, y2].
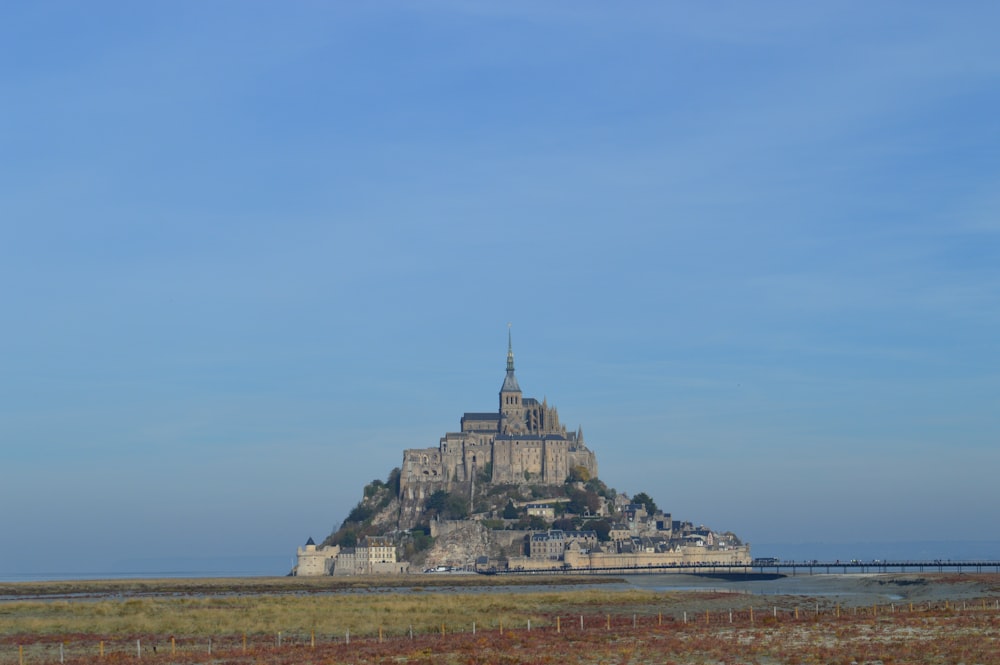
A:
[499, 326, 525, 434]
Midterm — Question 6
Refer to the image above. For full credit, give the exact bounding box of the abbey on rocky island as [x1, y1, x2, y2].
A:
[294, 332, 752, 576]
[398, 331, 598, 527]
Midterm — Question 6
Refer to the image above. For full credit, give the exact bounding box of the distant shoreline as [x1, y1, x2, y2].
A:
[3, 572, 999, 607]
[0, 573, 621, 599]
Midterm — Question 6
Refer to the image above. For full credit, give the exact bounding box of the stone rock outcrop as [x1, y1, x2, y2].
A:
[419, 520, 526, 570]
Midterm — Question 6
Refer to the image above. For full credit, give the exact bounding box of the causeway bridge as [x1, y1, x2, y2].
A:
[736, 560, 1000, 575]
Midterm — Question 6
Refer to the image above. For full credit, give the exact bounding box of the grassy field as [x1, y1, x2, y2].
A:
[0, 584, 689, 637]
[2, 574, 999, 663]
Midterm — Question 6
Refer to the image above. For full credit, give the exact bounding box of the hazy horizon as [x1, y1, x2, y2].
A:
[3, 2, 998, 577]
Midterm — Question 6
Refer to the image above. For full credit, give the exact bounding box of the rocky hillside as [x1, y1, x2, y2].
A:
[320, 466, 620, 565]
[320, 469, 402, 548]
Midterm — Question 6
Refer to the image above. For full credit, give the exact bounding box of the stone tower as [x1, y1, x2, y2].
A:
[499, 327, 525, 435]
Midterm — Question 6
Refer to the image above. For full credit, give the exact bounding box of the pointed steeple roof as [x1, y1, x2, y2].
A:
[500, 324, 521, 393]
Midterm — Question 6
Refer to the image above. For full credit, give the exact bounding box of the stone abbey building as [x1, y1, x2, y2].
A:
[399, 333, 598, 526]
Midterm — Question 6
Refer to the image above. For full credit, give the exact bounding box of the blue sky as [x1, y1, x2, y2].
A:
[2, 2, 999, 575]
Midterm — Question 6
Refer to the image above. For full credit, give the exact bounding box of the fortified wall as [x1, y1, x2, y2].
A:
[506, 543, 752, 571]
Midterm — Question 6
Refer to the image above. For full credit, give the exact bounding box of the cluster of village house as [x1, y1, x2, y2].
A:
[508, 513, 748, 571]
[496, 496, 749, 572]
[294, 496, 750, 576]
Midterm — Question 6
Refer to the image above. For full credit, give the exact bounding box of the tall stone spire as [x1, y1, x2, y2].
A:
[506, 324, 515, 373]
[499, 324, 523, 433]
[501, 324, 521, 393]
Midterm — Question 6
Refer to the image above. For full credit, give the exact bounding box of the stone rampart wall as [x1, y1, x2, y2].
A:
[508, 545, 751, 571]
[563, 545, 751, 569]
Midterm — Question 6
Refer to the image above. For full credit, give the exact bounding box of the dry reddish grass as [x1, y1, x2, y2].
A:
[4, 602, 999, 664]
